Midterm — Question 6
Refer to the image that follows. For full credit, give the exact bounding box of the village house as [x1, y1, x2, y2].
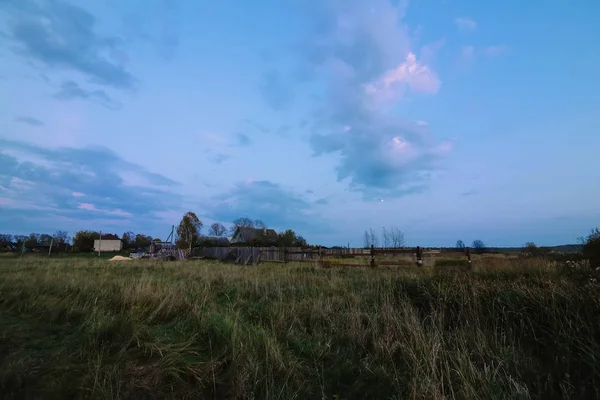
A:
[93, 233, 124, 252]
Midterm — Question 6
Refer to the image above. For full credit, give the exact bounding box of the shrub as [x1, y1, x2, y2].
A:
[582, 228, 600, 269]
[435, 258, 470, 267]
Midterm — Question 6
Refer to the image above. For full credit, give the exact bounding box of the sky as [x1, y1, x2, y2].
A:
[1, 0, 599, 247]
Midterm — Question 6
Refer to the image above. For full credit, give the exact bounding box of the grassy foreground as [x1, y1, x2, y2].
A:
[0, 257, 599, 399]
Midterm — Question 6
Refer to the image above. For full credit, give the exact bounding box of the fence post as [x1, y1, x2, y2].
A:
[466, 247, 472, 270]
[284, 247, 288, 264]
[416, 246, 423, 267]
[370, 244, 376, 268]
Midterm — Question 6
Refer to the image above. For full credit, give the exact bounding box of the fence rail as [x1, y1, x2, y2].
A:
[191, 245, 472, 268]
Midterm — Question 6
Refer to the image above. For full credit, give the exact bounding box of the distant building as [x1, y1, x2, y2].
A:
[230, 227, 278, 245]
[93, 233, 123, 252]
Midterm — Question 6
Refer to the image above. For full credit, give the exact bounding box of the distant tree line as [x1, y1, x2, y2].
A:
[363, 227, 405, 249]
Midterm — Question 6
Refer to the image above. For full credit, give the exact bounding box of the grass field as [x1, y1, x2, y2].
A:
[1, 256, 599, 399]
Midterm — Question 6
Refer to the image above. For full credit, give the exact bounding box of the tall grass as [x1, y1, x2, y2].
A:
[0, 257, 599, 399]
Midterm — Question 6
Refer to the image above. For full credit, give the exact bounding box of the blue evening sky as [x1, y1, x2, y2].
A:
[1, 0, 599, 247]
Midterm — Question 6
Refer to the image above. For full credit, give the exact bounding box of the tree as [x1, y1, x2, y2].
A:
[73, 230, 100, 252]
[38, 234, 53, 246]
[230, 217, 255, 234]
[382, 227, 390, 249]
[208, 222, 227, 237]
[456, 240, 465, 250]
[55, 231, 69, 244]
[0, 234, 12, 251]
[369, 228, 379, 247]
[296, 235, 308, 247]
[254, 220, 266, 229]
[472, 240, 486, 254]
[134, 234, 153, 249]
[27, 233, 40, 247]
[277, 229, 298, 247]
[13, 235, 27, 248]
[363, 230, 371, 248]
[581, 228, 600, 269]
[389, 227, 405, 249]
[176, 211, 203, 251]
[121, 231, 135, 249]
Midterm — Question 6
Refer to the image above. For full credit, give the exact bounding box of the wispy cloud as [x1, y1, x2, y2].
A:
[14, 116, 44, 126]
[0, 139, 180, 228]
[4, 0, 136, 89]
[461, 45, 475, 59]
[53, 80, 121, 109]
[454, 17, 477, 31]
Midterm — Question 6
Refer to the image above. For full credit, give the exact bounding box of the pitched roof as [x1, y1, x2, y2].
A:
[232, 227, 277, 243]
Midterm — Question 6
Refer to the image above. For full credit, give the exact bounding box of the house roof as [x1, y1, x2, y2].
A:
[232, 227, 277, 242]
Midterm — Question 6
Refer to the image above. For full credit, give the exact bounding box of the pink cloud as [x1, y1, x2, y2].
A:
[78, 203, 97, 211]
[365, 52, 441, 102]
[77, 203, 132, 217]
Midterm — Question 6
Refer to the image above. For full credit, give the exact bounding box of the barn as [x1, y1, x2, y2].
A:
[93, 234, 124, 252]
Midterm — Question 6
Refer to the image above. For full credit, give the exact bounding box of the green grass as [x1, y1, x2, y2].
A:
[1, 257, 599, 399]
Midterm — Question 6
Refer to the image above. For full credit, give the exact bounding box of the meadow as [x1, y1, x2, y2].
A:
[1, 255, 599, 399]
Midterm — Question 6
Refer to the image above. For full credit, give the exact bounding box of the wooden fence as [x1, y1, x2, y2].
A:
[192, 245, 473, 268]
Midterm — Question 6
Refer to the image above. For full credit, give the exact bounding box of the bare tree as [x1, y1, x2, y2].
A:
[254, 220, 266, 229]
[472, 240, 486, 254]
[208, 222, 227, 237]
[382, 227, 390, 249]
[363, 230, 371, 248]
[389, 227, 405, 249]
[455, 240, 465, 250]
[369, 228, 379, 247]
[230, 217, 255, 234]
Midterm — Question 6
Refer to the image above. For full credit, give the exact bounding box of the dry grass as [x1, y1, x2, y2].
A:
[0, 256, 599, 399]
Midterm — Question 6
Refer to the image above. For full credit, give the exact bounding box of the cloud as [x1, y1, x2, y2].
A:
[483, 45, 508, 57]
[14, 116, 44, 126]
[208, 180, 332, 234]
[78, 202, 132, 217]
[53, 80, 121, 109]
[258, 69, 293, 111]
[460, 190, 478, 197]
[287, 0, 449, 199]
[3, 0, 136, 90]
[0, 139, 180, 231]
[364, 52, 441, 101]
[454, 17, 477, 31]
[236, 133, 252, 147]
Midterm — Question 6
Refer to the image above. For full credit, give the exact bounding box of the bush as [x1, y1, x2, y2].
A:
[582, 228, 600, 269]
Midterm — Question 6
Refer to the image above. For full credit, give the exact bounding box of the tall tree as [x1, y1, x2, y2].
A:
[455, 240, 465, 250]
[389, 227, 405, 249]
[254, 220, 266, 229]
[208, 222, 227, 237]
[176, 212, 203, 251]
[382, 227, 390, 248]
